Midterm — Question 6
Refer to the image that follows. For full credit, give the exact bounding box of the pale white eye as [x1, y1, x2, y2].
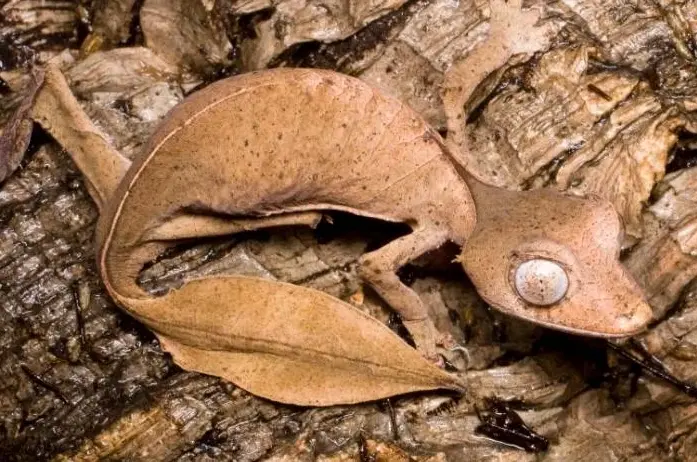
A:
[514, 259, 568, 306]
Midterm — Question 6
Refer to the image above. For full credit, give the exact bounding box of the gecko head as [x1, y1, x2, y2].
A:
[458, 189, 652, 338]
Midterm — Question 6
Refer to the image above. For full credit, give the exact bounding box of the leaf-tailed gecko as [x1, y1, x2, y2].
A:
[29, 0, 652, 405]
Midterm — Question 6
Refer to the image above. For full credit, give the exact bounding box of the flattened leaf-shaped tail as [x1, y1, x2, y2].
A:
[128, 276, 464, 406]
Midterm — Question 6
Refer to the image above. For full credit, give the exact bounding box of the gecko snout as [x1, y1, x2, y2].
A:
[459, 230, 653, 338]
[584, 262, 653, 336]
[458, 186, 654, 338]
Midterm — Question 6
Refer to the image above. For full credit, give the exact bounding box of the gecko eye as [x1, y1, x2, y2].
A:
[514, 259, 569, 306]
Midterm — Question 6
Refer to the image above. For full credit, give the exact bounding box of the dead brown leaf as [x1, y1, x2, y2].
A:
[0, 70, 42, 183]
[627, 167, 697, 318]
[236, 0, 410, 70]
[140, 0, 232, 76]
[153, 276, 465, 406]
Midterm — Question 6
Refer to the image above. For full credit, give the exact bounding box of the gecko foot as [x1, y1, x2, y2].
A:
[402, 319, 464, 369]
[436, 331, 458, 350]
[435, 332, 472, 371]
[402, 318, 441, 363]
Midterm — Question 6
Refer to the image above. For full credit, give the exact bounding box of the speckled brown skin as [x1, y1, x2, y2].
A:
[33, 66, 475, 404]
[95, 68, 476, 358]
[30, 0, 653, 405]
[460, 178, 651, 337]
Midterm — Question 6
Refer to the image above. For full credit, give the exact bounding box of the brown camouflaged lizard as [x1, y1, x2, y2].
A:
[30, 0, 652, 405]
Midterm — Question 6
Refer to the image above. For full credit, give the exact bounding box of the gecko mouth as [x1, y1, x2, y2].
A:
[520, 311, 649, 339]
[480, 290, 652, 339]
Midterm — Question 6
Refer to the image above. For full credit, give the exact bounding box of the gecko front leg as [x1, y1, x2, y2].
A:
[358, 226, 450, 360]
[441, 0, 553, 154]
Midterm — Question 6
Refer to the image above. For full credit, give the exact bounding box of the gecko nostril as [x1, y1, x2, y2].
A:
[514, 259, 569, 306]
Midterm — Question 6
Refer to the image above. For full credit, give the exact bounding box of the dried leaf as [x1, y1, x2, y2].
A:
[140, 0, 232, 75]
[0, 0, 79, 65]
[237, 0, 409, 70]
[650, 167, 697, 229]
[81, 0, 139, 53]
[560, 100, 681, 240]
[60, 48, 183, 158]
[65, 47, 179, 96]
[627, 167, 697, 317]
[0, 70, 42, 183]
[543, 390, 661, 461]
[151, 276, 465, 406]
[359, 0, 490, 130]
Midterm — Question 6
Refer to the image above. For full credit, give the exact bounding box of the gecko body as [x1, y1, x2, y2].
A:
[30, 1, 652, 405]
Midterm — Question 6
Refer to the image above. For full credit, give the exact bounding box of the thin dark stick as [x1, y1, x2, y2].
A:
[606, 341, 697, 399]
